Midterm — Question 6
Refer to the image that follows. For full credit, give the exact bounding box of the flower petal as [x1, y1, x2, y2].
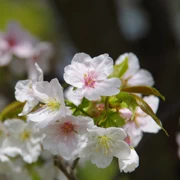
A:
[128, 69, 154, 86]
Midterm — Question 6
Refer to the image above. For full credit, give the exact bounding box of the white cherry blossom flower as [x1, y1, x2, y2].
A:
[118, 149, 139, 173]
[4, 119, 43, 163]
[115, 53, 154, 87]
[15, 63, 43, 116]
[28, 78, 68, 128]
[64, 53, 121, 101]
[42, 115, 94, 160]
[123, 95, 161, 147]
[0, 122, 21, 162]
[79, 127, 131, 168]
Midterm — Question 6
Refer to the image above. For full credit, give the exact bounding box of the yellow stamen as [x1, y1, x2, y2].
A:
[96, 136, 112, 155]
[20, 130, 31, 141]
[42, 98, 61, 111]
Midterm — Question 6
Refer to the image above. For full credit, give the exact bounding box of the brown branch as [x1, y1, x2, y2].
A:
[54, 157, 76, 180]
[70, 158, 79, 175]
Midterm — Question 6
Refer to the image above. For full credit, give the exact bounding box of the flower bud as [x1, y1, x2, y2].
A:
[119, 108, 132, 121]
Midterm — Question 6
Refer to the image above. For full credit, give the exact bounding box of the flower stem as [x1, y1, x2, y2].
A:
[65, 100, 91, 117]
[54, 157, 77, 180]
[98, 97, 109, 125]
[70, 158, 79, 174]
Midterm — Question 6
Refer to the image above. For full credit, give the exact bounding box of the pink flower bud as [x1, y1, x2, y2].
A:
[119, 108, 132, 121]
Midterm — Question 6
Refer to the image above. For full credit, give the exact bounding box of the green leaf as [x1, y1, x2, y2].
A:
[0, 101, 25, 121]
[122, 86, 165, 100]
[65, 99, 91, 117]
[107, 111, 125, 127]
[109, 57, 128, 78]
[79, 98, 90, 109]
[131, 94, 168, 136]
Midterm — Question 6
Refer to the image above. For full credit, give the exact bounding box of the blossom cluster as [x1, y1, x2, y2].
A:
[0, 21, 53, 79]
[0, 22, 165, 180]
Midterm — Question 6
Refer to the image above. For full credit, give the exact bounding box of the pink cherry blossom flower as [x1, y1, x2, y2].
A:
[0, 21, 35, 66]
[119, 108, 133, 121]
[64, 53, 121, 101]
[42, 115, 94, 160]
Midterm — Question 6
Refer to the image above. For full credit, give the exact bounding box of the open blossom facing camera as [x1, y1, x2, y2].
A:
[0, 122, 13, 162]
[15, 63, 43, 116]
[115, 53, 154, 87]
[42, 115, 94, 160]
[28, 78, 68, 128]
[123, 95, 161, 147]
[4, 119, 43, 163]
[4, 119, 42, 163]
[64, 53, 121, 101]
[79, 127, 131, 168]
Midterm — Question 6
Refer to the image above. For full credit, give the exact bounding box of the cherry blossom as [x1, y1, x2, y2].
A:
[0, 122, 21, 162]
[118, 149, 139, 173]
[0, 21, 35, 66]
[123, 95, 161, 147]
[4, 119, 43, 163]
[64, 53, 121, 101]
[15, 63, 43, 116]
[79, 127, 131, 168]
[42, 115, 94, 160]
[28, 78, 68, 128]
[115, 53, 154, 87]
[119, 108, 133, 121]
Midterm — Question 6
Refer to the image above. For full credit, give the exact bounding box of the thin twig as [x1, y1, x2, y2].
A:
[54, 157, 76, 180]
[70, 158, 79, 175]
